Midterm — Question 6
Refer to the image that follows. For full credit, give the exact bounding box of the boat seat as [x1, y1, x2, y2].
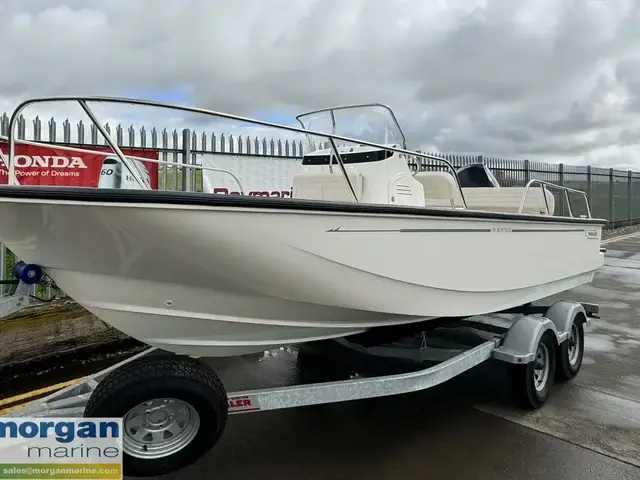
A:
[414, 171, 555, 215]
[292, 172, 364, 202]
[414, 171, 465, 209]
[463, 187, 555, 215]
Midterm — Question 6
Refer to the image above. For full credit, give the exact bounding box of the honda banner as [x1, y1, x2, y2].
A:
[199, 153, 300, 197]
[0, 143, 160, 189]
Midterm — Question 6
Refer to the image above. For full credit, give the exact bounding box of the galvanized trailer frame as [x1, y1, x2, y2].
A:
[0, 280, 31, 319]
[3, 293, 595, 418]
[1, 275, 597, 476]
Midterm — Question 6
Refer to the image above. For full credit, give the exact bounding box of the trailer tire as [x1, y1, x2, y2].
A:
[84, 353, 228, 478]
[555, 317, 585, 381]
[510, 331, 556, 409]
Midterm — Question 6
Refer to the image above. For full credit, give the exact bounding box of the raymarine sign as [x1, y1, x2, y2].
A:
[199, 152, 300, 195]
[0, 417, 123, 479]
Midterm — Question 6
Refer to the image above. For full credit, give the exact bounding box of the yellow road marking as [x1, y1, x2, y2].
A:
[0, 377, 85, 414]
[0, 353, 201, 416]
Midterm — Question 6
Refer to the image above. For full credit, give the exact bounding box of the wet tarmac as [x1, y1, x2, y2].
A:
[0, 341, 146, 406]
[153, 234, 640, 480]
[5, 234, 640, 479]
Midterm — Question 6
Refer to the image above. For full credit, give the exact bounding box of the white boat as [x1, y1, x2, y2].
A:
[0, 97, 606, 357]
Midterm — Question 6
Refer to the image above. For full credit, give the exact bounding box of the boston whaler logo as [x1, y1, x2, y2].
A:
[585, 228, 599, 239]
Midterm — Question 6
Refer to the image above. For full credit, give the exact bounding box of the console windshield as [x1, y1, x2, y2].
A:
[296, 104, 406, 152]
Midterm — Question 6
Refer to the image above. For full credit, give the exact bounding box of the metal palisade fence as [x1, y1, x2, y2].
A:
[1, 112, 639, 298]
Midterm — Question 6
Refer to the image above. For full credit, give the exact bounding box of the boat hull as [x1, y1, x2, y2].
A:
[0, 192, 604, 357]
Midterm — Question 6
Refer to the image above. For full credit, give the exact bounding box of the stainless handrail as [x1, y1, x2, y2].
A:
[77, 100, 150, 190]
[4, 96, 468, 207]
[3, 98, 598, 219]
[517, 179, 591, 218]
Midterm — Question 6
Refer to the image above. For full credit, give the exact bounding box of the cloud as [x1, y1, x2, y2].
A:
[2, 0, 640, 166]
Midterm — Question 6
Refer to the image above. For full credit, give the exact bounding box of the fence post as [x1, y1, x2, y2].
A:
[0, 113, 7, 136]
[609, 168, 614, 228]
[558, 163, 564, 217]
[524, 159, 530, 184]
[586, 166, 592, 212]
[182, 128, 191, 192]
[191, 131, 198, 191]
[0, 115, 6, 293]
[628, 170, 633, 226]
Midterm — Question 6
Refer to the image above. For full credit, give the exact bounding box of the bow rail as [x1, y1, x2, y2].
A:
[1, 96, 595, 218]
[4, 96, 465, 206]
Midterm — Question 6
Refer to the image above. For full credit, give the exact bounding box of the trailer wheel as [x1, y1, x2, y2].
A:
[555, 318, 584, 381]
[510, 331, 556, 409]
[84, 353, 228, 478]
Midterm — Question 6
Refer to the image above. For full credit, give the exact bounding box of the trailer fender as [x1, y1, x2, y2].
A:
[492, 315, 559, 365]
[544, 300, 590, 335]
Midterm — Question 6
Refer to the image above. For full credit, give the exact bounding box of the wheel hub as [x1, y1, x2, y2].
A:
[147, 408, 170, 426]
[533, 342, 550, 392]
[123, 398, 200, 459]
[567, 323, 581, 366]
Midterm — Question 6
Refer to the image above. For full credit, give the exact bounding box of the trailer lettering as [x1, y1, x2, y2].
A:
[228, 398, 252, 408]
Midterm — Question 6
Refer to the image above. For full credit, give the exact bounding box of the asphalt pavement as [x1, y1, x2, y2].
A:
[153, 233, 640, 480]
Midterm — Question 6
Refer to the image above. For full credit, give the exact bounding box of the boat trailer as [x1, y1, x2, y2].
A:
[1, 271, 597, 478]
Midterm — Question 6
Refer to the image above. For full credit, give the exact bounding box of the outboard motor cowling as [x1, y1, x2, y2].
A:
[456, 163, 501, 188]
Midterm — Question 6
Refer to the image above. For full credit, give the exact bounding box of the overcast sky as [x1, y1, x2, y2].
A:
[2, 0, 640, 168]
